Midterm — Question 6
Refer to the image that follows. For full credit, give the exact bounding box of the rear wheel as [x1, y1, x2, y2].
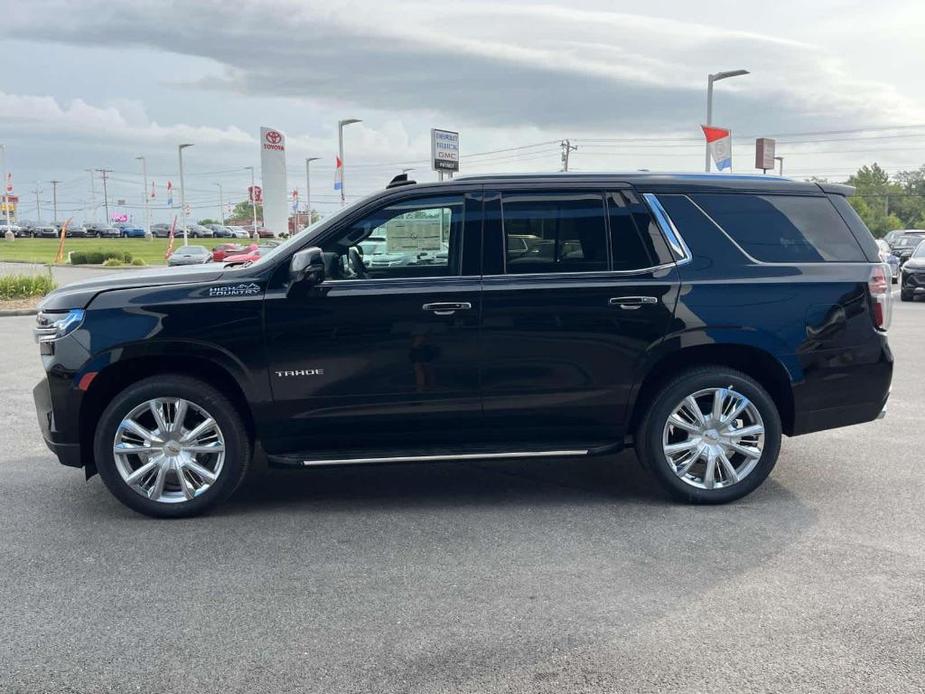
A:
[636, 367, 782, 504]
[94, 376, 251, 518]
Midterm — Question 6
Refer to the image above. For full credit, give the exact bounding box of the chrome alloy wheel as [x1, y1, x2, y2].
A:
[661, 387, 765, 490]
[112, 398, 226, 504]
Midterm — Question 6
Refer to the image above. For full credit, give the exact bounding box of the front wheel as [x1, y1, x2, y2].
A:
[94, 376, 251, 518]
[636, 367, 782, 504]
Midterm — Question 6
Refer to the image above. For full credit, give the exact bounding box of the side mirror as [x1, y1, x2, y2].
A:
[290, 247, 325, 285]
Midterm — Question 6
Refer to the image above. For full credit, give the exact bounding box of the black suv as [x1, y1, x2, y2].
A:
[32, 173, 893, 517]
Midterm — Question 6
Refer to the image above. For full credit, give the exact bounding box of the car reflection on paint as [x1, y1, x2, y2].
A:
[166, 245, 211, 267]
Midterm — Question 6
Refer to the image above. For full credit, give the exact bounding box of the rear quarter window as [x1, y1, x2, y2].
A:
[691, 193, 866, 263]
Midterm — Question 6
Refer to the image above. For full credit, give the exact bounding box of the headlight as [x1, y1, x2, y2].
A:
[33, 309, 85, 343]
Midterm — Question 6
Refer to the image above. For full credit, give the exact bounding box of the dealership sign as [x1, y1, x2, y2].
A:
[755, 137, 776, 171]
[431, 128, 459, 172]
[260, 127, 288, 236]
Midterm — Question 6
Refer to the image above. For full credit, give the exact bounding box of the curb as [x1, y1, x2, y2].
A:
[0, 308, 39, 317]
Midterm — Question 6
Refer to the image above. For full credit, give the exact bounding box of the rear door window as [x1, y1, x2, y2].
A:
[501, 193, 608, 273]
[692, 193, 866, 262]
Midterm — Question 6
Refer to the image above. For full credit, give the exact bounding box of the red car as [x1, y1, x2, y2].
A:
[255, 227, 275, 239]
[211, 243, 246, 262]
[223, 242, 280, 267]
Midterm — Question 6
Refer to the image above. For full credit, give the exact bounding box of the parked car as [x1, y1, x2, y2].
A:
[166, 244, 211, 267]
[255, 227, 275, 239]
[34, 224, 60, 239]
[32, 172, 893, 518]
[95, 224, 123, 238]
[899, 238, 925, 301]
[16, 220, 37, 237]
[0, 222, 23, 237]
[65, 223, 90, 238]
[876, 239, 900, 283]
[185, 223, 214, 238]
[226, 226, 251, 239]
[150, 223, 175, 238]
[208, 224, 234, 238]
[118, 225, 145, 238]
[888, 230, 925, 264]
[222, 243, 263, 266]
[211, 243, 246, 262]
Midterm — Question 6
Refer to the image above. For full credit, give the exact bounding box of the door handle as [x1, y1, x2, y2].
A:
[609, 296, 658, 310]
[422, 301, 472, 316]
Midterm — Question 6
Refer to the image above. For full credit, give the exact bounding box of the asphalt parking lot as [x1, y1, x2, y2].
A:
[1, 294, 923, 694]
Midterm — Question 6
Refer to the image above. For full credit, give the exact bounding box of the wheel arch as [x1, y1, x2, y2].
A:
[78, 354, 256, 477]
[629, 342, 796, 438]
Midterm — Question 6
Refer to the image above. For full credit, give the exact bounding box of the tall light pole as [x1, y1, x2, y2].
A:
[305, 156, 320, 227]
[0, 145, 11, 231]
[136, 156, 150, 237]
[244, 166, 258, 236]
[215, 182, 225, 225]
[84, 169, 97, 223]
[178, 143, 193, 245]
[50, 180, 60, 223]
[337, 118, 361, 206]
[704, 69, 749, 172]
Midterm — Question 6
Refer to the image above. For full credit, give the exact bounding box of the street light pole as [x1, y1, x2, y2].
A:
[136, 156, 150, 237]
[305, 157, 319, 227]
[704, 69, 749, 172]
[244, 166, 257, 237]
[338, 118, 361, 206]
[215, 183, 225, 225]
[178, 144, 193, 245]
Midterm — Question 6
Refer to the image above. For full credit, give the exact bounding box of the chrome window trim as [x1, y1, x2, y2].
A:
[642, 192, 692, 264]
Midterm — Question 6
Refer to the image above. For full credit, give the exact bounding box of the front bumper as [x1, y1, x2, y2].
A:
[33, 377, 83, 468]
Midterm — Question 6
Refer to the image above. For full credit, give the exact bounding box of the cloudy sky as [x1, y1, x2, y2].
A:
[1, 0, 924, 222]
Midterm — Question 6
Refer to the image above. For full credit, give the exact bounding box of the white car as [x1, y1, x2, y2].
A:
[227, 226, 251, 239]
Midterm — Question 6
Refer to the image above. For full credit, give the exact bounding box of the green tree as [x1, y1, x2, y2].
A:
[231, 200, 263, 222]
[198, 218, 218, 226]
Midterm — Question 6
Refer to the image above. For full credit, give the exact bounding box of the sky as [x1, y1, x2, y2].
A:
[1, 0, 924, 223]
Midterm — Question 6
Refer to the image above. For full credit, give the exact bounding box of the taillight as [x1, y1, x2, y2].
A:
[868, 264, 892, 332]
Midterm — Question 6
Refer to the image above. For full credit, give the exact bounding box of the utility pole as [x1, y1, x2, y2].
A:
[33, 184, 43, 223]
[0, 145, 11, 231]
[50, 180, 60, 223]
[136, 156, 150, 237]
[215, 183, 225, 225]
[560, 140, 577, 171]
[96, 169, 112, 225]
[84, 169, 97, 223]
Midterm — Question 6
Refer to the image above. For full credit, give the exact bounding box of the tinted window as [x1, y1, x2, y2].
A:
[692, 193, 866, 262]
[321, 195, 462, 279]
[828, 195, 879, 261]
[502, 193, 608, 274]
[607, 191, 670, 270]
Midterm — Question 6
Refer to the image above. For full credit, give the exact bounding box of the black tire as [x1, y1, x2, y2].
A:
[635, 366, 782, 504]
[93, 375, 251, 518]
[900, 291, 913, 302]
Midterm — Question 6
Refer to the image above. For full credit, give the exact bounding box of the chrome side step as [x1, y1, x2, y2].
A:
[301, 449, 590, 467]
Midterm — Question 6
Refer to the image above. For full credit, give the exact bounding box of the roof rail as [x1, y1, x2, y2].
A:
[386, 173, 416, 189]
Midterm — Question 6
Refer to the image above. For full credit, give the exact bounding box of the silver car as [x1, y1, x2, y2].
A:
[167, 245, 211, 267]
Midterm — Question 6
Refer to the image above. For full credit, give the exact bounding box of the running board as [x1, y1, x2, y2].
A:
[300, 449, 589, 467]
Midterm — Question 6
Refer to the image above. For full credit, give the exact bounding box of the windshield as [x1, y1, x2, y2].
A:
[896, 234, 925, 247]
[913, 241, 925, 259]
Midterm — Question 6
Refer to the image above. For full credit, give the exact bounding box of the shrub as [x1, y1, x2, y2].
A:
[101, 258, 124, 267]
[70, 250, 133, 265]
[130, 258, 147, 266]
[0, 274, 56, 300]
